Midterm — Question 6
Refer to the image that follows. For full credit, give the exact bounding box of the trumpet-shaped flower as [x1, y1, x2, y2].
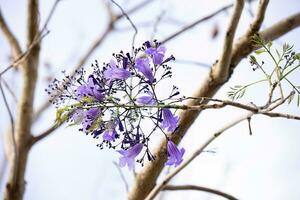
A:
[161, 109, 179, 132]
[135, 57, 154, 83]
[166, 140, 185, 167]
[117, 143, 143, 170]
[76, 75, 104, 101]
[135, 92, 156, 105]
[145, 46, 166, 65]
[104, 60, 131, 84]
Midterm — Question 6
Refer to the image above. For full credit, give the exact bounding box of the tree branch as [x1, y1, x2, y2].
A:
[145, 112, 253, 200]
[33, 0, 155, 121]
[128, 9, 300, 200]
[161, 3, 234, 44]
[3, 0, 40, 199]
[0, 9, 23, 64]
[163, 184, 238, 200]
[212, 0, 244, 82]
[144, 91, 294, 200]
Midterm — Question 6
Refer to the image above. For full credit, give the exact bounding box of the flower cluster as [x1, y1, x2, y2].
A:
[47, 41, 185, 170]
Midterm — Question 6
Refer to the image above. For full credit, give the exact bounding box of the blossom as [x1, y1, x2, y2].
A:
[82, 108, 101, 131]
[161, 109, 179, 132]
[135, 92, 156, 105]
[104, 59, 131, 84]
[166, 140, 185, 167]
[103, 128, 117, 141]
[117, 143, 143, 170]
[71, 109, 84, 123]
[145, 46, 166, 65]
[135, 57, 154, 83]
[76, 75, 104, 101]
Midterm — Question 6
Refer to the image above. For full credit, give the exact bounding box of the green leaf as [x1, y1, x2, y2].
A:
[81, 96, 95, 103]
[254, 48, 266, 54]
[295, 53, 300, 60]
[276, 49, 281, 59]
[267, 41, 272, 49]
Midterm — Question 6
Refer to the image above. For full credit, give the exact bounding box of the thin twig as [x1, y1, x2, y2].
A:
[128, 10, 300, 200]
[145, 90, 294, 200]
[145, 112, 254, 200]
[161, 3, 234, 44]
[113, 161, 129, 192]
[247, 117, 253, 135]
[0, 77, 17, 185]
[1, 77, 17, 102]
[110, 0, 138, 49]
[31, 124, 58, 145]
[151, 10, 166, 40]
[34, 0, 155, 120]
[0, 8, 23, 63]
[0, 31, 49, 76]
[175, 59, 211, 68]
[163, 184, 238, 200]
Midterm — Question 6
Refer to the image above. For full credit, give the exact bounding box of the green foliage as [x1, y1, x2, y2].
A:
[228, 35, 300, 106]
[227, 85, 246, 100]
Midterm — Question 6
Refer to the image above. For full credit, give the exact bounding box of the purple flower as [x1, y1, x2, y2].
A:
[76, 75, 104, 101]
[135, 57, 154, 83]
[145, 46, 166, 65]
[82, 108, 101, 131]
[135, 92, 156, 105]
[161, 109, 179, 132]
[71, 109, 84, 123]
[104, 60, 131, 84]
[117, 143, 143, 170]
[166, 140, 185, 167]
[103, 128, 117, 141]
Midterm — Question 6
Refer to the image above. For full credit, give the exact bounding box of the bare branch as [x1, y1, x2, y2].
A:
[113, 161, 129, 192]
[31, 124, 58, 145]
[161, 3, 234, 44]
[0, 30, 49, 76]
[34, 0, 155, 121]
[246, 0, 269, 36]
[0, 79, 17, 177]
[0, 9, 23, 63]
[145, 112, 253, 200]
[247, 117, 253, 135]
[174, 59, 211, 68]
[145, 91, 294, 200]
[212, 0, 244, 82]
[163, 184, 238, 200]
[1, 77, 17, 102]
[3, 0, 40, 199]
[111, 0, 138, 48]
[128, 10, 300, 200]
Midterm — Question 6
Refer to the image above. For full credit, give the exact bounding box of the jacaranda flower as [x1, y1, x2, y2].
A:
[145, 46, 166, 65]
[135, 57, 154, 83]
[166, 140, 185, 167]
[135, 92, 156, 105]
[161, 109, 179, 132]
[104, 60, 131, 84]
[117, 143, 143, 170]
[82, 108, 101, 131]
[103, 128, 117, 142]
[77, 75, 104, 101]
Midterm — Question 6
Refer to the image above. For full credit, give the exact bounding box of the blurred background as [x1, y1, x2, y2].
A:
[0, 0, 300, 199]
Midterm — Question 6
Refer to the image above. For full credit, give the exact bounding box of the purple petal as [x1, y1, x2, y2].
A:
[135, 57, 154, 83]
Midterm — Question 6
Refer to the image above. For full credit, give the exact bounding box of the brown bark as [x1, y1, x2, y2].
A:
[127, 9, 300, 200]
[3, 0, 40, 199]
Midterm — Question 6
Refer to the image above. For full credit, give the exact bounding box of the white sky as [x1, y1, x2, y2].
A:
[0, 0, 300, 199]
